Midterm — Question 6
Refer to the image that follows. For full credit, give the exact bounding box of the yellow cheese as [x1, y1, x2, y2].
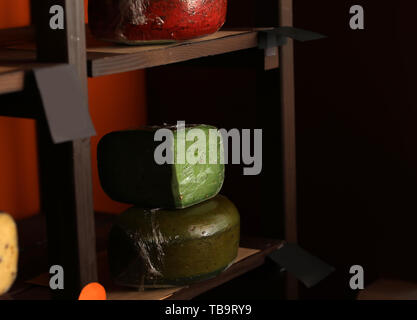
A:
[0, 213, 18, 296]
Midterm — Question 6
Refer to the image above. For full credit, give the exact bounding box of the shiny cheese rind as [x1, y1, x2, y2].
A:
[108, 195, 240, 288]
[0, 213, 18, 296]
[89, 0, 227, 43]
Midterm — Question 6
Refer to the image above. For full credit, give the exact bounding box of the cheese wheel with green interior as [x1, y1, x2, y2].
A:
[97, 124, 225, 209]
[0, 213, 18, 296]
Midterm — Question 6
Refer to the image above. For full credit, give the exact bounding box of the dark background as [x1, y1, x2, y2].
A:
[293, 1, 417, 299]
[149, 1, 417, 299]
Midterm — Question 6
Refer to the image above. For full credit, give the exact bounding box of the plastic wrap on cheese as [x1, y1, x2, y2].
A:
[108, 195, 240, 288]
[88, 0, 228, 43]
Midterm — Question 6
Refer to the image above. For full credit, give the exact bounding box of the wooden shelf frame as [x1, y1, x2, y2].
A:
[0, 0, 297, 299]
[0, 27, 273, 78]
[33, 0, 97, 299]
[87, 29, 264, 77]
[0, 47, 54, 95]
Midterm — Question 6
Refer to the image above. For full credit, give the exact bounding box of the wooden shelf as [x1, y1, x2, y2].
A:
[0, 28, 46, 95]
[0, 50, 46, 95]
[0, 68, 26, 95]
[5, 213, 284, 300]
[100, 241, 283, 300]
[0, 26, 267, 78]
[358, 279, 417, 300]
[86, 29, 261, 77]
[0, 0, 295, 299]
[0, 48, 59, 95]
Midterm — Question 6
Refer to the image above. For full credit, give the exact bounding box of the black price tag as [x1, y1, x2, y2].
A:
[268, 243, 335, 288]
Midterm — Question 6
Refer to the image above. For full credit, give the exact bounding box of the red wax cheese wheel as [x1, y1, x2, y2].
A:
[89, 0, 228, 43]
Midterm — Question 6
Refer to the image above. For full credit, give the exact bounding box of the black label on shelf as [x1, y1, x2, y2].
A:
[259, 27, 327, 51]
[268, 243, 335, 288]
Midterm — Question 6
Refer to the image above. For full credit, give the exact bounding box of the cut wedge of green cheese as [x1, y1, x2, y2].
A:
[108, 195, 240, 288]
[0, 213, 18, 296]
[97, 124, 225, 209]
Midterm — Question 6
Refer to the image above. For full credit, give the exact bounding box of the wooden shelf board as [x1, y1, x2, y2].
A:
[0, 48, 55, 95]
[0, 69, 25, 95]
[0, 26, 267, 79]
[358, 279, 417, 300]
[86, 29, 261, 77]
[100, 241, 283, 301]
[7, 213, 284, 300]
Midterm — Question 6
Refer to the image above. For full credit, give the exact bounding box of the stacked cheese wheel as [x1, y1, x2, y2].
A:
[98, 125, 240, 288]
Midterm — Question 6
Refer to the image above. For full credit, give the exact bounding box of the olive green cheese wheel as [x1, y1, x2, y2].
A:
[108, 195, 240, 288]
[0, 213, 18, 296]
[98, 124, 225, 209]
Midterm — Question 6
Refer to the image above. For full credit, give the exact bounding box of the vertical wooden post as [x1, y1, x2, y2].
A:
[32, 0, 97, 299]
[278, 0, 299, 299]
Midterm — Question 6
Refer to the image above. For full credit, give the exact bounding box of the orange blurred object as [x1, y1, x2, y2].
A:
[0, 0, 39, 219]
[79, 282, 107, 300]
[88, 72, 147, 214]
[0, 0, 30, 29]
